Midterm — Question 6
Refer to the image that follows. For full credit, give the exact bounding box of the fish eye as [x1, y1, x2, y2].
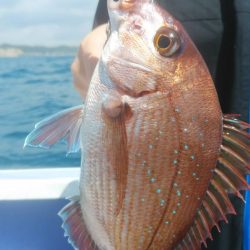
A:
[154, 27, 181, 57]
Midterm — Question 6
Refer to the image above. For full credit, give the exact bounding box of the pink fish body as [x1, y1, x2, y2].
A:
[25, 0, 250, 249]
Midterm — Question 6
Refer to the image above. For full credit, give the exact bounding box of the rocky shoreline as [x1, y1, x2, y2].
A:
[0, 48, 24, 57]
[0, 45, 77, 57]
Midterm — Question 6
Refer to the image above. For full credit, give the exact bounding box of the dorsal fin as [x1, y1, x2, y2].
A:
[175, 115, 250, 249]
[24, 105, 84, 154]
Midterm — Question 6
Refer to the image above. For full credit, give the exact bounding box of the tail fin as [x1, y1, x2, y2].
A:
[24, 105, 84, 154]
[59, 197, 99, 250]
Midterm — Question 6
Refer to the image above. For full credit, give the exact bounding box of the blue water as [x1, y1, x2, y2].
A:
[0, 56, 82, 169]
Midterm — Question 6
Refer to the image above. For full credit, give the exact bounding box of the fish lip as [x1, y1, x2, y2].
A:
[102, 30, 153, 73]
[108, 55, 153, 73]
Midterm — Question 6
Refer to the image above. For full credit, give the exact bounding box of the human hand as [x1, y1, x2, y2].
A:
[71, 23, 107, 100]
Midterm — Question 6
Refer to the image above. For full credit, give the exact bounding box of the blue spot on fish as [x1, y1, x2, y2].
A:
[150, 178, 156, 183]
[156, 189, 161, 194]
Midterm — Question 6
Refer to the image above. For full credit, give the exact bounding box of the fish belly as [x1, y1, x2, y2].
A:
[79, 66, 128, 250]
[79, 67, 222, 250]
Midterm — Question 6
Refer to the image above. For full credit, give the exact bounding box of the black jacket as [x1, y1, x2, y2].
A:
[93, 1, 250, 249]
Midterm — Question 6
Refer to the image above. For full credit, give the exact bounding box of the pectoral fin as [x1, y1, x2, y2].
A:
[24, 105, 84, 154]
[102, 91, 128, 215]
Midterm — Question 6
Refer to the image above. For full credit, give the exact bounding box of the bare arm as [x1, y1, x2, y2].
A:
[71, 23, 107, 99]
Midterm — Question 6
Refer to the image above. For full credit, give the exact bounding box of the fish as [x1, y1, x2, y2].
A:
[24, 0, 250, 249]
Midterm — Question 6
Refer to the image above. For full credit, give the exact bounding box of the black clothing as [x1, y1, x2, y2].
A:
[93, 1, 250, 249]
[93, 0, 109, 29]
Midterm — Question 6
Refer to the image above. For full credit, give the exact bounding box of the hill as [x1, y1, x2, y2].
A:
[0, 44, 78, 57]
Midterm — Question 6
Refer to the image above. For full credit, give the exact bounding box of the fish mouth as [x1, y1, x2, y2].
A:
[111, 56, 152, 73]
[104, 54, 158, 98]
[102, 33, 153, 73]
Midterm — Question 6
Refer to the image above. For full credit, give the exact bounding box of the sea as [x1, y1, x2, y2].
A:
[0, 55, 82, 169]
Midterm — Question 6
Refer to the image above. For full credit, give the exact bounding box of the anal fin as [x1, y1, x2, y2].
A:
[59, 197, 99, 250]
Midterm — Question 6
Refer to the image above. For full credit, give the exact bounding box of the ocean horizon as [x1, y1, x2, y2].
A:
[0, 44, 78, 58]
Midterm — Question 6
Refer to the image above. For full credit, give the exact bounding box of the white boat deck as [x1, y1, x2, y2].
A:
[0, 168, 80, 200]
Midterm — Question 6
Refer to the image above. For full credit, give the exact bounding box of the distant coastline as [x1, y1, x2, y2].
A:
[0, 44, 78, 57]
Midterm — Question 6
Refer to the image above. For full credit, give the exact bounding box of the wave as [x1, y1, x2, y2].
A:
[0, 55, 81, 168]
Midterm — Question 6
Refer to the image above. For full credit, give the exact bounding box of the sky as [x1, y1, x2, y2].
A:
[0, 0, 98, 46]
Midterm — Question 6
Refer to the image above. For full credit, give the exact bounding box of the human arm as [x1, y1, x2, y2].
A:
[71, 23, 107, 99]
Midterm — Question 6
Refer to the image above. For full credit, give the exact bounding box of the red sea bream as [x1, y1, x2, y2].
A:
[25, 0, 250, 249]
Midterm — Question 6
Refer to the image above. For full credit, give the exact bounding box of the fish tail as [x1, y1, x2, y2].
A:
[58, 197, 99, 250]
[175, 115, 250, 250]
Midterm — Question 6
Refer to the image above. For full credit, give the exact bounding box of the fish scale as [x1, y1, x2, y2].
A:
[24, 0, 249, 249]
[119, 94, 174, 248]
[166, 88, 220, 249]
[79, 70, 116, 249]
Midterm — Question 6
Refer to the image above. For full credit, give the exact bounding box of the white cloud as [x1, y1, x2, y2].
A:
[0, 0, 99, 46]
